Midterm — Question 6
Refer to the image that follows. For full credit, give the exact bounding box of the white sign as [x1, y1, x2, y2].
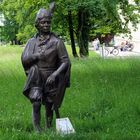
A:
[56, 117, 75, 135]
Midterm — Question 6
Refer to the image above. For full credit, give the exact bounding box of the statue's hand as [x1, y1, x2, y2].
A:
[33, 51, 46, 60]
[33, 53, 41, 60]
[46, 72, 57, 85]
[38, 50, 46, 60]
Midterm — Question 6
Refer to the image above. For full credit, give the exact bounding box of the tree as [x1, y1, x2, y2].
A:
[67, 10, 78, 57]
[0, 0, 20, 44]
[56, 0, 140, 56]
[1, 0, 140, 57]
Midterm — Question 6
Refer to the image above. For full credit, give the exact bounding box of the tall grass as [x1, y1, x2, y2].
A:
[0, 45, 140, 140]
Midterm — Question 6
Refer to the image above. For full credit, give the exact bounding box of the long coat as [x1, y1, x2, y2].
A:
[21, 33, 71, 109]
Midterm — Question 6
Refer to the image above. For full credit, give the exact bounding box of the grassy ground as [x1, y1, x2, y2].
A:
[0, 45, 140, 140]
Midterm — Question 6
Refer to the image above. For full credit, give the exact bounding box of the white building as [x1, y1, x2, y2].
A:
[129, 0, 140, 41]
[115, 0, 140, 46]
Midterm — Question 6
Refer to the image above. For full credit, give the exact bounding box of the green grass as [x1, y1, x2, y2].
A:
[0, 45, 140, 140]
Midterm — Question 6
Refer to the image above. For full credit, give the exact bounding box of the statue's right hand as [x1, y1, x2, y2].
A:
[32, 51, 46, 61]
[33, 53, 41, 59]
[32, 53, 42, 61]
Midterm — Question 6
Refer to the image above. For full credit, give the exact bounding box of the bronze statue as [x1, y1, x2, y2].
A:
[21, 2, 71, 132]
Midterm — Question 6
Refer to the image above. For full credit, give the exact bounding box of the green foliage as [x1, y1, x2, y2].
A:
[0, 0, 19, 43]
[0, 46, 140, 139]
[1, 0, 140, 45]
[17, 25, 36, 42]
[1, 17, 18, 42]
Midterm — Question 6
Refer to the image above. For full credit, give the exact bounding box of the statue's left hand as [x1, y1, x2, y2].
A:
[46, 72, 57, 85]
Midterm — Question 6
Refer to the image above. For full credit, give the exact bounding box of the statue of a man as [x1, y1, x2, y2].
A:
[21, 2, 71, 132]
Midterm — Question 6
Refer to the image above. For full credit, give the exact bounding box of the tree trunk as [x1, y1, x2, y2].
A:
[67, 10, 78, 57]
[11, 38, 21, 45]
[77, 8, 90, 57]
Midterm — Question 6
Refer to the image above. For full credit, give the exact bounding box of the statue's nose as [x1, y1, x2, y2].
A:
[45, 23, 49, 27]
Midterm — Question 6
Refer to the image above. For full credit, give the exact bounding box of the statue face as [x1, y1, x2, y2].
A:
[38, 17, 51, 33]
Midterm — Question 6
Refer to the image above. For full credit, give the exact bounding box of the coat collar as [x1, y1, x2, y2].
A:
[35, 32, 52, 46]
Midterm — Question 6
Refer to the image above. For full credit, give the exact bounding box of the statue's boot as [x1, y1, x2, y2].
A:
[32, 102, 42, 132]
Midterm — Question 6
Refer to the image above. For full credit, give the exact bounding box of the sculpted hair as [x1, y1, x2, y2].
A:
[35, 2, 55, 30]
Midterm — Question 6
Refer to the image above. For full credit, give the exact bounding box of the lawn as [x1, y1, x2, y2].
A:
[0, 45, 140, 140]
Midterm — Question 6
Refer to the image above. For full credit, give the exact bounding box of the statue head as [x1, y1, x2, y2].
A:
[35, 2, 55, 33]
